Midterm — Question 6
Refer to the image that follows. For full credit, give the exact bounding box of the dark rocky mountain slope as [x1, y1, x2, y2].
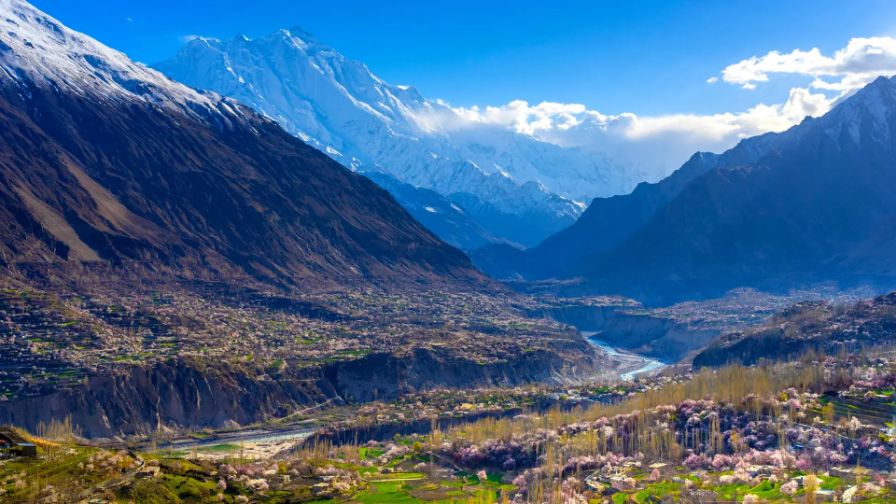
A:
[362, 171, 500, 251]
[0, 0, 478, 288]
[477, 76, 896, 303]
[472, 151, 722, 279]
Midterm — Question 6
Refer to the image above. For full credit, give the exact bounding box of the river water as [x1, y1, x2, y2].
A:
[582, 331, 666, 380]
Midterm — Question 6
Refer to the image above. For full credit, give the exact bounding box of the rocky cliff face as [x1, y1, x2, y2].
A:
[531, 303, 719, 362]
[0, 361, 338, 438]
[325, 347, 594, 403]
[526, 304, 624, 332]
[595, 313, 720, 362]
[0, 346, 600, 438]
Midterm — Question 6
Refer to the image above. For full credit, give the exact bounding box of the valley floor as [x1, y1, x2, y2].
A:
[3, 350, 896, 503]
[0, 275, 615, 437]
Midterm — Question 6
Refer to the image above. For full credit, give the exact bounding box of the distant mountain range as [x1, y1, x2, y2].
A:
[0, 0, 479, 287]
[155, 30, 645, 247]
[476, 76, 896, 303]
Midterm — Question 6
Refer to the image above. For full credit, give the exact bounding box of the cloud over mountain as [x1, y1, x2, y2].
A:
[414, 36, 896, 181]
[719, 36, 896, 92]
[419, 86, 830, 180]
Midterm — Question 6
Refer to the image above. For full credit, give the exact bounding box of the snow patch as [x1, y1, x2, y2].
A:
[0, 0, 245, 125]
[153, 20, 645, 221]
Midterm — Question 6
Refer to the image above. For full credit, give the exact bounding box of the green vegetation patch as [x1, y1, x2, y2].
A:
[820, 475, 842, 491]
[352, 480, 421, 503]
[199, 443, 241, 453]
[359, 446, 385, 460]
[746, 479, 784, 500]
[367, 471, 425, 481]
[159, 474, 219, 501]
[634, 480, 682, 503]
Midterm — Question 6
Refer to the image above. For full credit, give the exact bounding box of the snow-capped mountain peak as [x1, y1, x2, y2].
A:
[156, 24, 647, 244]
[818, 75, 896, 144]
[0, 0, 243, 122]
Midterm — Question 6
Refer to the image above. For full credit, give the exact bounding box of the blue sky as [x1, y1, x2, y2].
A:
[27, 0, 896, 176]
[30, 0, 896, 116]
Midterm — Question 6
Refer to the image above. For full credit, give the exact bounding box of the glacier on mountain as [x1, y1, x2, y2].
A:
[155, 29, 646, 245]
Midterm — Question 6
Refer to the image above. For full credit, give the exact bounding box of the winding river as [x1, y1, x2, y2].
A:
[582, 331, 666, 380]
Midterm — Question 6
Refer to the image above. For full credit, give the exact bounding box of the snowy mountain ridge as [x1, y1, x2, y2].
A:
[0, 0, 246, 125]
[156, 29, 644, 242]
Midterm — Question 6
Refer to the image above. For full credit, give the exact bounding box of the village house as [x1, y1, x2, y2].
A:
[0, 428, 37, 458]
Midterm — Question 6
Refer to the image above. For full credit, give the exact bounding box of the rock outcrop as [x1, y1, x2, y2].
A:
[0, 346, 600, 438]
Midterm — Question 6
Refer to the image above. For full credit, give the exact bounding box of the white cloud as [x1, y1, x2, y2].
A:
[413, 36, 890, 181]
[717, 36, 896, 93]
[415, 85, 829, 180]
[448, 100, 589, 136]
